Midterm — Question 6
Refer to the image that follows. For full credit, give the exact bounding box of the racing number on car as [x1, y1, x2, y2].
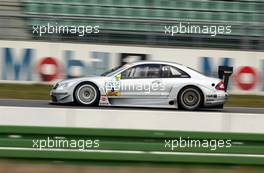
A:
[105, 75, 121, 96]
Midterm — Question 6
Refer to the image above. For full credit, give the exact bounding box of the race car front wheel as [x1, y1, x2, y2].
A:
[178, 86, 202, 111]
[74, 83, 100, 106]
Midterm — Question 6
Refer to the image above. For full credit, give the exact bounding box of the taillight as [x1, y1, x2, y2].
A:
[215, 81, 225, 91]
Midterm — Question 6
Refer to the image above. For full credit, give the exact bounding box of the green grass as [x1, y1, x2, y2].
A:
[0, 83, 263, 108]
[0, 83, 51, 100]
[226, 95, 264, 108]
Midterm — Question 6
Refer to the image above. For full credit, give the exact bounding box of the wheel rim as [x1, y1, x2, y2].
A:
[181, 88, 200, 108]
[76, 84, 97, 105]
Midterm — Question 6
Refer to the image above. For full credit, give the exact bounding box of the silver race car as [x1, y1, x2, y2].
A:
[50, 61, 233, 110]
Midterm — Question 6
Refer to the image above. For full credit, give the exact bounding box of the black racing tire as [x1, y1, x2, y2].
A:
[178, 86, 203, 111]
[74, 82, 100, 106]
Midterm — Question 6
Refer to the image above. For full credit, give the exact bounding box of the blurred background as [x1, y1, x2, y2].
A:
[0, 0, 263, 49]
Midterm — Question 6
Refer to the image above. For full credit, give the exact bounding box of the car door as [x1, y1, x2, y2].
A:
[119, 64, 164, 99]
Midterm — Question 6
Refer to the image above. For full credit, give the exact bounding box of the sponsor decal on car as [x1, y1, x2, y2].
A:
[105, 74, 121, 96]
[106, 90, 121, 96]
[206, 94, 217, 98]
[99, 95, 110, 105]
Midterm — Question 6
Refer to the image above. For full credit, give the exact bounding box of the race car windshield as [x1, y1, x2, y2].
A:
[100, 65, 123, 76]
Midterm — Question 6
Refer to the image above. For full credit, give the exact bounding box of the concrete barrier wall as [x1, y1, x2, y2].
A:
[0, 106, 263, 134]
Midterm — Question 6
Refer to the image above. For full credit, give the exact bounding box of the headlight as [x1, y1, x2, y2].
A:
[57, 83, 68, 90]
[56, 82, 74, 90]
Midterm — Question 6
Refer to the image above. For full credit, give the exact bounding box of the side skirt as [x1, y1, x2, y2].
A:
[108, 98, 177, 109]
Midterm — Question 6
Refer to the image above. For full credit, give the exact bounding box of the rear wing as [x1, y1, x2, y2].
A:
[218, 66, 233, 92]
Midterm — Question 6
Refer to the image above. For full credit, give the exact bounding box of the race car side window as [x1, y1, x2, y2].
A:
[121, 67, 133, 79]
[162, 65, 190, 78]
[121, 64, 161, 79]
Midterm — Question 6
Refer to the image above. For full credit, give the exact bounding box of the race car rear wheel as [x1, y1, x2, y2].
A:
[178, 86, 202, 111]
[74, 83, 100, 106]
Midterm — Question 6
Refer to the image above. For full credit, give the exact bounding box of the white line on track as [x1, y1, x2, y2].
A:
[1, 147, 264, 158]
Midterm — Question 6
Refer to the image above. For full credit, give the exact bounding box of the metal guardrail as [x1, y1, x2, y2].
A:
[0, 126, 264, 165]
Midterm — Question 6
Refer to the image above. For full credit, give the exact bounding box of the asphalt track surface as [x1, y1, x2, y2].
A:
[0, 99, 263, 114]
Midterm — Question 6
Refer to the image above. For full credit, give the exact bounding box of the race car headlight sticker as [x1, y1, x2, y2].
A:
[57, 83, 68, 90]
[57, 82, 74, 90]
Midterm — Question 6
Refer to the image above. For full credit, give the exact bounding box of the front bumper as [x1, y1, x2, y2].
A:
[50, 90, 74, 103]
